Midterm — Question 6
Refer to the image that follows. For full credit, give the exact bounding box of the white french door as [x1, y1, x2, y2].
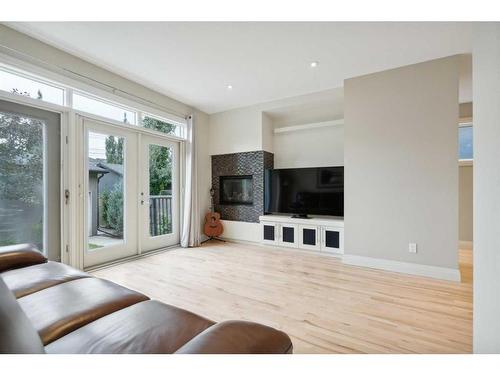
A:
[83, 118, 138, 267]
[81, 117, 180, 268]
[140, 135, 179, 252]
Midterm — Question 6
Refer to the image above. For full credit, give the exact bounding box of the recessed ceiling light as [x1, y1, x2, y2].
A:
[226, 85, 233, 90]
[310, 61, 319, 68]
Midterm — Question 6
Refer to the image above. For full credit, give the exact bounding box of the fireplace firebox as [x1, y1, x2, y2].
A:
[219, 175, 254, 205]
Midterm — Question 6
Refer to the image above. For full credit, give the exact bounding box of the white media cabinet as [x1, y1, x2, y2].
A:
[259, 215, 344, 254]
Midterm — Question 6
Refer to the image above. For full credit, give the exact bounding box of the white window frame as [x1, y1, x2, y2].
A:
[0, 62, 68, 106]
[459, 120, 473, 166]
[0, 52, 188, 269]
[0, 52, 188, 138]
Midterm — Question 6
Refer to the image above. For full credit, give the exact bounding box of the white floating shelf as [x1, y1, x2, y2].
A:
[274, 119, 344, 134]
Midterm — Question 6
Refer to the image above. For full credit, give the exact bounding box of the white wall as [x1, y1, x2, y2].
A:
[208, 106, 263, 155]
[261, 112, 274, 153]
[273, 122, 344, 168]
[473, 23, 500, 354]
[208, 87, 344, 156]
[344, 56, 460, 275]
[220, 220, 262, 243]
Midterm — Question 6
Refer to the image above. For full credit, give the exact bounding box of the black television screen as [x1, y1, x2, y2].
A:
[264, 166, 344, 217]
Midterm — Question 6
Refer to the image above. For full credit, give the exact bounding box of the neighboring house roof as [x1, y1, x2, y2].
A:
[98, 162, 123, 176]
[88, 160, 109, 174]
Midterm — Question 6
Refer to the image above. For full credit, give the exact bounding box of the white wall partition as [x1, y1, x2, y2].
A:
[473, 23, 500, 353]
[344, 56, 460, 280]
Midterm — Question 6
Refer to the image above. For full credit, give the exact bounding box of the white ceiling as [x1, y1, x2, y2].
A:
[7, 22, 474, 114]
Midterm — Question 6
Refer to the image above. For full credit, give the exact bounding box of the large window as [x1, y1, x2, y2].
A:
[0, 64, 186, 138]
[459, 124, 473, 160]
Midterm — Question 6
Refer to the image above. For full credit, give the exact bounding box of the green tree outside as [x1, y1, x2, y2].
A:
[0, 89, 45, 246]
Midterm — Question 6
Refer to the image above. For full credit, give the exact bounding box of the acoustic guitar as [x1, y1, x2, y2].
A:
[203, 188, 224, 240]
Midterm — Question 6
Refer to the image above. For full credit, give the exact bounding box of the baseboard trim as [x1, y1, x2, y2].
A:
[459, 240, 473, 250]
[342, 255, 461, 282]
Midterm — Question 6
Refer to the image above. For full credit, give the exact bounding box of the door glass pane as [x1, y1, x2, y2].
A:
[148, 144, 173, 237]
[0, 111, 45, 249]
[87, 131, 125, 250]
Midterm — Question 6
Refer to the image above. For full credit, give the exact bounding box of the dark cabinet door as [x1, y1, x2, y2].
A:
[299, 226, 320, 250]
[321, 227, 344, 254]
[278, 224, 298, 248]
[263, 224, 276, 241]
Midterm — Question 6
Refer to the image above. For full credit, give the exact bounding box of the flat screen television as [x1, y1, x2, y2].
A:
[264, 166, 344, 218]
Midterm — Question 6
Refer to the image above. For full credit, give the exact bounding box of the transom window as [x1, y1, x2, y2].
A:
[142, 113, 184, 138]
[73, 92, 137, 125]
[0, 68, 65, 105]
[0, 64, 186, 138]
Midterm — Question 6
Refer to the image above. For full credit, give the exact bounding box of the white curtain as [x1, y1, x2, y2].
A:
[181, 114, 200, 247]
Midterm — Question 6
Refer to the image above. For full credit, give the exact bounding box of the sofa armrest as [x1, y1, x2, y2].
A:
[0, 244, 47, 272]
[175, 320, 293, 354]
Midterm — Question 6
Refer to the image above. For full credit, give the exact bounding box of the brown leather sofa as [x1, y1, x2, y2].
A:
[0, 244, 293, 354]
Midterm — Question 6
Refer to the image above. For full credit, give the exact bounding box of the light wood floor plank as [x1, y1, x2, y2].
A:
[91, 242, 472, 354]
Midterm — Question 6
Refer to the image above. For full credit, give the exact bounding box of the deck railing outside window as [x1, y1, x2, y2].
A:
[149, 195, 172, 236]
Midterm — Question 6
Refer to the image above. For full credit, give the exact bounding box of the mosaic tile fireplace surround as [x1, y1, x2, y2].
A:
[211, 151, 274, 223]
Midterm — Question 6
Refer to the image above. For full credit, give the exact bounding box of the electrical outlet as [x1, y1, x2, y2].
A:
[409, 243, 417, 253]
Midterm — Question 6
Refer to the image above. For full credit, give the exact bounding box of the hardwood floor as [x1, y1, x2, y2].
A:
[91, 242, 473, 354]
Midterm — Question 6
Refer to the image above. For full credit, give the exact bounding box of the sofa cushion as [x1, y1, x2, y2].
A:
[46, 300, 215, 354]
[0, 276, 45, 354]
[2, 261, 91, 298]
[0, 243, 47, 272]
[175, 320, 293, 354]
[18, 277, 149, 345]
